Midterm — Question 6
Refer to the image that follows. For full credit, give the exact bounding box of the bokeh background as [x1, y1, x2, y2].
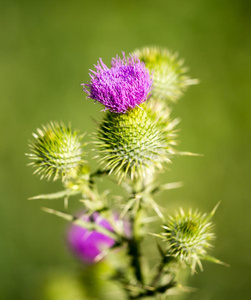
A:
[1, 0, 250, 299]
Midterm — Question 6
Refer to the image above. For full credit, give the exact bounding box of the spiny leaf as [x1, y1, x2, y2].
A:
[28, 189, 79, 200]
[41, 207, 119, 241]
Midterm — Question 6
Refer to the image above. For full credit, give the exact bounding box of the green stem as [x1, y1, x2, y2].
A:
[128, 236, 143, 283]
[128, 198, 144, 284]
[129, 281, 176, 299]
[90, 169, 110, 181]
[151, 256, 174, 287]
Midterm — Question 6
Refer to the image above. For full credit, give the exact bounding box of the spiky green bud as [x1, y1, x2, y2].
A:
[27, 122, 85, 181]
[134, 47, 198, 102]
[161, 206, 219, 272]
[95, 102, 178, 181]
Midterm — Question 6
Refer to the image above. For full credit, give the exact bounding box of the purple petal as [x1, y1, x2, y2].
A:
[67, 213, 116, 264]
[82, 53, 153, 113]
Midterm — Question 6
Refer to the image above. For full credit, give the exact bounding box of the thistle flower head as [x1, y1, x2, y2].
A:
[133, 47, 198, 102]
[27, 122, 85, 181]
[161, 206, 218, 272]
[67, 212, 116, 264]
[96, 102, 178, 181]
[82, 52, 152, 113]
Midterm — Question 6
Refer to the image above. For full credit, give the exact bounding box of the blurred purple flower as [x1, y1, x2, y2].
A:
[82, 52, 152, 113]
[67, 212, 132, 264]
[67, 212, 115, 264]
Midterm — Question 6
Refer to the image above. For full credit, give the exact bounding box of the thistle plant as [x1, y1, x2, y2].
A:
[26, 49, 226, 299]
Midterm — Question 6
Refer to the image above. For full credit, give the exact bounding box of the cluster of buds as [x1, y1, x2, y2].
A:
[27, 47, 225, 299]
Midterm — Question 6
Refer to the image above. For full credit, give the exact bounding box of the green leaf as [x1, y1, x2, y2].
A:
[41, 207, 120, 241]
[28, 189, 80, 200]
[203, 255, 229, 267]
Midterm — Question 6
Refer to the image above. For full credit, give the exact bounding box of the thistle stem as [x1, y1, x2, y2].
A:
[90, 169, 110, 180]
[128, 236, 143, 284]
[151, 256, 174, 287]
[129, 281, 176, 299]
[127, 197, 144, 285]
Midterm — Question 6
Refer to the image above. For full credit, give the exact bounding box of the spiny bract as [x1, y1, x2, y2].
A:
[161, 207, 217, 272]
[27, 122, 85, 181]
[134, 47, 198, 102]
[95, 101, 178, 181]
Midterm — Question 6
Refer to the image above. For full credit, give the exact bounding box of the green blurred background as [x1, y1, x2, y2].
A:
[1, 0, 250, 299]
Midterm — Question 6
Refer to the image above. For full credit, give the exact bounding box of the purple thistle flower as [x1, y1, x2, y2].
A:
[67, 212, 116, 264]
[67, 212, 131, 264]
[82, 52, 153, 113]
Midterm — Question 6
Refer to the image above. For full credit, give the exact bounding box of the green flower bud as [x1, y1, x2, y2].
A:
[27, 122, 85, 181]
[134, 47, 198, 102]
[161, 207, 218, 272]
[95, 102, 178, 181]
